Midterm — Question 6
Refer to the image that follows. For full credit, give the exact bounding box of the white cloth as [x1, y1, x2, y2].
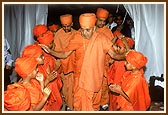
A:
[106, 21, 117, 30]
[124, 4, 164, 81]
[4, 38, 13, 67]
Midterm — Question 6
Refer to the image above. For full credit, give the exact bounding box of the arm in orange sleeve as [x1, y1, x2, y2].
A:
[39, 44, 74, 59]
[33, 86, 51, 111]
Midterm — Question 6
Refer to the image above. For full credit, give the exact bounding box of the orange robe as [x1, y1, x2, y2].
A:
[54, 28, 76, 109]
[110, 69, 151, 111]
[64, 30, 112, 110]
[22, 79, 43, 111]
[108, 61, 126, 110]
[38, 52, 63, 111]
[97, 26, 114, 106]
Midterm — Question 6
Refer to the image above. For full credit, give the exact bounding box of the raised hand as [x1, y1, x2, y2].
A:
[38, 44, 51, 53]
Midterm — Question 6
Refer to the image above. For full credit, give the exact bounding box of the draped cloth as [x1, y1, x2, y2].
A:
[54, 28, 76, 109]
[79, 32, 112, 92]
[110, 69, 151, 110]
[40, 52, 63, 111]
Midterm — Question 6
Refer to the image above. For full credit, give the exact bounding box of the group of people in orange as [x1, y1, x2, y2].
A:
[4, 7, 151, 111]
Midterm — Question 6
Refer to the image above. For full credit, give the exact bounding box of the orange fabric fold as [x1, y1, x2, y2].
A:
[126, 50, 147, 69]
[37, 31, 54, 46]
[33, 24, 48, 37]
[15, 57, 37, 78]
[21, 44, 43, 58]
[96, 8, 109, 19]
[4, 83, 31, 111]
[60, 14, 72, 25]
[79, 13, 96, 27]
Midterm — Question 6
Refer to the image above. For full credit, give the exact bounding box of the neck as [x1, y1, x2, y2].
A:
[22, 77, 31, 84]
[131, 68, 139, 74]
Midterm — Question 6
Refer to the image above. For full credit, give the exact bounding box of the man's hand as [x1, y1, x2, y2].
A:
[47, 70, 57, 83]
[38, 44, 51, 53]
[109, 84, 122, 94]
[43, 86, 51, 99]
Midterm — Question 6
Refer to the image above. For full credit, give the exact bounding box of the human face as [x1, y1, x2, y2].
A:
[62, 23, 72, 33]
[30, 66, 39, 78]
[80, 26, 94, 39]
[125, 61, 135, 71]
[36, 54, 44, 65]
[108, 14, 113, 24]
[96, 18, 106, 28]
[116, 15, 123, 26]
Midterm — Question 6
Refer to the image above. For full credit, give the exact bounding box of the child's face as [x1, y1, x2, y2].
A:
[125, 61, 135, 71]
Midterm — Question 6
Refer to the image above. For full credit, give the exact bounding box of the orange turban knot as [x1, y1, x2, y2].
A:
[96, 8, 109, 19]
[60, 14, 72, 25]
[37, 31, 54, 45]
[48, 24, 59, 32]
[4, 83, 31, 111]
[126, 50, 148, 69]
[22, 44, 43, 58]
[15, 57, 38, 78]
[79, 13, 96, 27]
[33, 24, 48, 37]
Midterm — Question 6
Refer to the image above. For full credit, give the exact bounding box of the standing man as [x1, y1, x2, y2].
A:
[95, 8, 125, 110]
[40, 13, 125, 111]
[106, 13, 117, 31]
[54, 14, 76, 111]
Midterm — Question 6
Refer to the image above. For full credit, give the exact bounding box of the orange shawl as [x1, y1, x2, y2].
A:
[79, 32, 112, 92]
[111, 69, 151, 110]
[54, 28, 76, 74]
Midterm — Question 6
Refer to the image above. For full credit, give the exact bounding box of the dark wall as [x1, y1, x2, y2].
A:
[47, 4, 126, 30]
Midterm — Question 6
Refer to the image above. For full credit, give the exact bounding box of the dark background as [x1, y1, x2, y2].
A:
[47, 4, 127, 30]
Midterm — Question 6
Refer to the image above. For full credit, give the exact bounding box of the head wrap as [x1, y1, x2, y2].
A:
[126, 50, 148, 69]
[37, 31, 54, 45]
[22, 44, 43, 58]
[15, 57, 38, 78]
[4, 83, 31, 111]
[116, 37, 135, 49]
[48, 24, 59, 32]
[60, 14, 72, 25]
[96, 8, 109, 19]
[33, 24, 48, 37]
[79, 13, 96, 27]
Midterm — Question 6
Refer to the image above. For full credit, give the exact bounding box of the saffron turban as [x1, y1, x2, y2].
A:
[79, 13, 96, 27]
[116, 37, 135, 49]
[4, 83, 31, 111]
[60, 14, 72, 25]
[126, 50, 148, 69]
[33, 24, 48, 37]
[22, 44, 43, 58]
[37, 31, 54, 46]
[15, 57, 38, 78]
[96, 8, 109, 19]
[48, 24, 59, 32]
